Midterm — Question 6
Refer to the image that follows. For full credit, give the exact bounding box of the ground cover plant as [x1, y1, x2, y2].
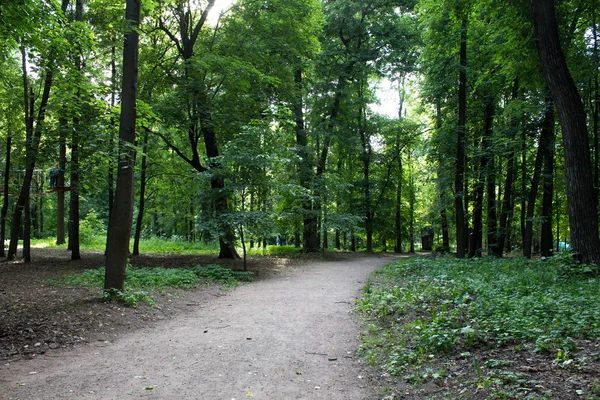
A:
[357, 254, 600, 399]
[51, 263, 255, 307]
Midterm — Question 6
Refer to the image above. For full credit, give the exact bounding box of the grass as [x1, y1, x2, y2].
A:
[356, 253, 600, 398]
[51, 263, 254, 307]
[31, 236, 299, 256]
[31, 236, 221, 254]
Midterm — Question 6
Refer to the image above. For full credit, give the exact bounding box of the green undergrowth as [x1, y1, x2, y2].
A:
[246, 245, 302, 256]
[51, 264, 254, 307]
[357, 253, 600, 398]
[32, 236, 221, 254]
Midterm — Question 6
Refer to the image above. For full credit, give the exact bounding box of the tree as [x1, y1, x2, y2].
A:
[531, 0, 600, 265]
[104, 0, 141, 292]
[7, 0, 70, 261]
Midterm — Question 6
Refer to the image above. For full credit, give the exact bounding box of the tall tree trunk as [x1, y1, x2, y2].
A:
[69, 0, 84, 261]
[107, 44, 117, 235]
[532, 0, 600, 265]
[8, 39, 59, 260]
[104, 0, 141, 292]
[1, 114, 12, 258]
[592, 11, 599, 212]
[201, 110, 239, 259]
[498, 79, 519, 256]
[469, 132, 485, 258]
[454, 16, 468, 257]
[56, 128, 66, 245]
[69, 124, 81, 259]
[133, 129, 149, 256]
[484, 100, 498, 256]
[520, 128, 527, 246]
[408, 151, 415, 253]
[359, 95, 373, 253]
[435, 101, 450, 252]
[293, 68, 317, 252]
[541, 99, 555, 257]
[395, 154, 403, 253]
[523, 96, 553, 258]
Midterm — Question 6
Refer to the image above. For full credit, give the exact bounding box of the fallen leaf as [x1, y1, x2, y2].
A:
[246, 392, 254, 397]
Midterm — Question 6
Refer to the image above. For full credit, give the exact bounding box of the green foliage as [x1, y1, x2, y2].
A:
[247, 245, 301, 256]
[357, 255, 600, 377]
[51, 264, 255, 306]
[79, 209, 105, 245]
[102, 289, 156, 308]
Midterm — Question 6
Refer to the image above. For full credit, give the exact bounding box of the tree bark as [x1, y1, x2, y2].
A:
[56, 129, 66, 245]
[498, 79, 519, 256]
[523, 97, 553, 258]
[541, 98, 555, 257]
[8, 39, 59, 260]
[104, 0, 141, 292]
[395, 154, 403, 253]
[454, 15, 468, 257]
[1, 114, 11, 258]
[532, 0, 600, 265]
[469, 132, 485, 258]
[133, 129, 149, 256]
[293, 68, 317, 252]
[484, 100, 498, 256]
[68, 0, 84, 261]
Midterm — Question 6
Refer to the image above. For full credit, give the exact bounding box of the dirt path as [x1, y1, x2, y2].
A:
[1, 254, 397, 399]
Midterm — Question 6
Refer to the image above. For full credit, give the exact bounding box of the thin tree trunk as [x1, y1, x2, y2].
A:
[484, 100, 498, 256]
[1, 115, 12, 258]
[498, 79, 519, 256]
[107, 44, 117, 232]
[523, 98, 553, 258]
[454, 16, 468, 258]
[104, 0, 141, 292]
[520, 128, 527, 246]
[293, 68, 318, 252]
[8, 42, 58, 260]
[436, 101, 450, 252]
[56, 129, 66, 245]
[69, 0, 84, 261]
[133, 129, 149, 256]
[469, 132, 485, 258]
[395, 154, 403, 253]
[541, 99, 555, 257]
[409, 151, 415, 253]
[532, 0, 600, 265]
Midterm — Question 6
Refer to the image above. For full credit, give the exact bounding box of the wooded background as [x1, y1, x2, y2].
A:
[1, 0, 599, 267]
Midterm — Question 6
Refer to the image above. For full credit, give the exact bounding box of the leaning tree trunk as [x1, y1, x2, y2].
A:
[532, 0, 600, 265]
[8, 42, 58, 261]
[104, 0, 141, 292]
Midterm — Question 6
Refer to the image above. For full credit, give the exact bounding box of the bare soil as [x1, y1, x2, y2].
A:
[0, 248, 396, 399]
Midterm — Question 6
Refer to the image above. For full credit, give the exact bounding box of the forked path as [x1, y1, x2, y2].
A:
[2, 255, 398, 399]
